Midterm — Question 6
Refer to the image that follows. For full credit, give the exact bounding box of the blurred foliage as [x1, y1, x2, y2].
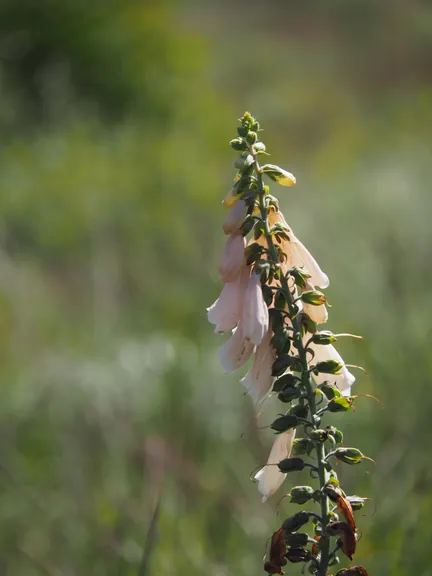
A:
[0, 0, 430, 574]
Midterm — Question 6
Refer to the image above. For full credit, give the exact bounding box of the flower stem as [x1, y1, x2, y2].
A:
[253, 151, 331, 575]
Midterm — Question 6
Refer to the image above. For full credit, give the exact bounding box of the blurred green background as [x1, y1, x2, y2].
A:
[0, 0, 430, 574]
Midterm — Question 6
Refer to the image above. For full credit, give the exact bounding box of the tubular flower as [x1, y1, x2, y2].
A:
[309, 342, 355, 396]
[223, 199, 246, 235]
[218, 322, 255, 372]
[242, 272, 269, 345]
[240, 326, 275, 405]
[254, 429, 296, 503]
[219, 234, 247, 282]
[302, 279, 328, 325]
[207, 265, 250, 333]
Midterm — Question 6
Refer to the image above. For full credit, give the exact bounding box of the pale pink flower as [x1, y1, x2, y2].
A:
[207, 266, 249, 333]
[308, 342, 355, 396]
[240, 326, 275, 405]
[218, 235, 246, 282]
[223, 199, 246, 235]
[254, 429, 296, 502]
[218, 322, 255, 372]
[242, 272, 269, 345]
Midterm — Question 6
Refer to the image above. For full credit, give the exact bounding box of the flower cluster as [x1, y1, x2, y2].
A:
[207, 113, 372, 576]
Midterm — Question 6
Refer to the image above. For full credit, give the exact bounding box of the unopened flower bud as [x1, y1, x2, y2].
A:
[313, 359, 343, 375]
[253, 141, 266, 154]
[327, 396, 354, 412]
[282, 511, 311, 533]
[230, 137, 248, 151]
[312, 331, 337, 345]
[278, 385, 301, 403]
[273, 373, 300, 392]
[246, 131, 257, 144]
[285, 547, 311, 563]
[284, 533, 309, 547]
[271, 354, 297, 377]
[300, 290, 327, 306]
[291, 438, 311, 456]
[234, 153, 254, 170]
[278, 457, 305, 473]
[290, 266, 311, 288]
[334, 447, 364, 465]
[289, 486, 315, 505]
[262, 164, 296, 187]
[271, 414, 298, 433]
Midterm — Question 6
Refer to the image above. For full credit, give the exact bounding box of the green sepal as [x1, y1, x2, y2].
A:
[273, 373, 300, 392]
[244, 242, 264, 265]
[300, 290, 327, 306]
[282, 511, 310, 532]
[290, 266, 311, 288]
[230, 137, 248, 151]
[289, 486, 315, 505]
[271, 414, 298, 433]
[334, 447, 364, 465]
[271, 328, 291, 355]
[271, 354, 297, 377]
[312, 331, 337, 345]
[269, 308, 284, 332]
[246, 131, 257, 144]
[298, 312, 317, 335]
[310, 429, 329, 443]
[291, 438, 311, 456]
[261, 284, 274, 307]
[284, 533, 309, 547]
[278, 385, 301, 403]
[318, 382, 342, 400]
[278, 457, 305, 473]
[313, 360, 343, 375]
[274, 289, 287, 309]
[253, 142, 266, 154]
[327, 396, 353, 412]
[234, 153, 254, 171]
[289, 404, 309, 419]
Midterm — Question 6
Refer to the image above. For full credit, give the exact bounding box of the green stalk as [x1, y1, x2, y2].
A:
[252, 151, 330, 575]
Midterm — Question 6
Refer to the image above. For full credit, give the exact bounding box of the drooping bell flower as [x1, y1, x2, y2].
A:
[242, 272, 269, 345]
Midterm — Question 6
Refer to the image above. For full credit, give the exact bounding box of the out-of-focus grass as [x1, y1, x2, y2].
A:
[0, 0, 430, 574]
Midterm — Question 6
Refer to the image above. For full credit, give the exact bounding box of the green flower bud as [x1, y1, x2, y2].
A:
[284, 533, 309, 547]
[347, 496, 368, 511]
[325, 425, 344, 444]
[313, 360, 343, 375]
[289, 404, 309, 419]
[230, 137, 248, 151]
[289, 486, 315, 505]
[269, 308, 284, 331]
[290, 266, 311, 289]
[273, 373, 300, 392]
[234, 153, 254, 170]
[246, 131, 257, 144]
[334, 447, 364, 465]
[310, 429, 329, 443]
[253, 141, 266, 154]
[253, 222, 264, 240]
[271, 328, 291, 355]
[271, 414, 298, 433]
[282, 511, 310, 532]
[298, 312, 317, 335]
[300, 290, 327, 306]
[271, 354, 297, 377]
[274, 289, 287, 310]
[318, 382, 342, 400]
[278, 457, 305, 473]
[327, 396, 354, 412]
[291, 438, 311, 456]
[262, 164, 296, 187]
[237, 126, 249, 137]
[244, 242, 264, 265]
[312, 331, 337, 345]
[278, 385, 301, 403]
[261, 284, 274, 307]
[240, 215, 256, 236]
[285, 547, 311, 563]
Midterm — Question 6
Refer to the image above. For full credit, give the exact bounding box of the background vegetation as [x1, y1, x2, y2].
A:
[0, 0, 430, 574]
